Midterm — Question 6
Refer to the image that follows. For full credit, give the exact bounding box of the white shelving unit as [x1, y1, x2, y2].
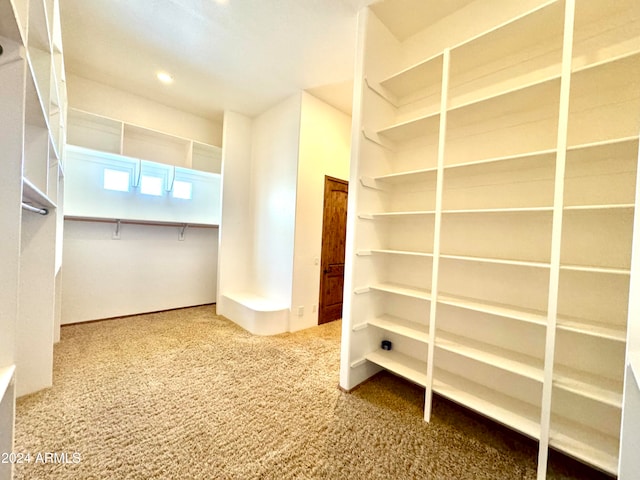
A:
[340, 0, 640, 477]
[67, 108, 222, 173]
[0, 0, 67, 474]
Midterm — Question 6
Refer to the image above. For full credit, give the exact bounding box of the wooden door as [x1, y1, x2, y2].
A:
[318, 176, 349, 324]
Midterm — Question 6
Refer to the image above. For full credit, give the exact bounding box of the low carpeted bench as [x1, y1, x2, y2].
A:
[220, 293, 289, 335]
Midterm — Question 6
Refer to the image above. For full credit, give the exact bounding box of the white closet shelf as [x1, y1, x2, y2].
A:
[365, 350, 427, 387]
[377, 112, 440, 143]
[550, 418, 619, 475]
[372, 168, 438, 184]
[379, 52, 443, 100]
[439, 253, 550, 269]
[369, 283, 432, 301]
[564, 204, 634, 212]
[436, 331, 544, 382]
[572, 48, 640, 77]
[359, 211, 436, 219]
[358, 249, 434, 258]
[437, 293, 547, 327]
[0, 365, 16, 402]
[554, 366, 623, 408]
[441, 206, 553, 214]
[567, 135, 639, 153]
[433, 368, 541, 440]
[447, 75, 561, 121]
[444, 148, 557, 172]
[559, 264, 630, 276]
[449, 0, 562, 66]
[556, 315, 626, 343]
[366, 315, 429, 344]
[22, 177, 56, 209]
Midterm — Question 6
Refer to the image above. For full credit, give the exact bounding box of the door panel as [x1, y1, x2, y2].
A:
[319, 177, 348, 324]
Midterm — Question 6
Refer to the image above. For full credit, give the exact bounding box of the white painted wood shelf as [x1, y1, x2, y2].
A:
[366, 315, 429, 344]
[365, 350, 428, 387]
[433, 368, 541, 440]
[436, 331, 544, 382]
[67, 108, 222, 173]
[367, 283, 432, 301]
[340, 0, 640, 477]
[437, 293, 547, 326]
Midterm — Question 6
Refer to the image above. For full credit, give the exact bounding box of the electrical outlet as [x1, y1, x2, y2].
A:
[297, 306, 304, 316]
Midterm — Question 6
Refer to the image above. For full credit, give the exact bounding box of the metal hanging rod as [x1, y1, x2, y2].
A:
[22, 203, 48, 215]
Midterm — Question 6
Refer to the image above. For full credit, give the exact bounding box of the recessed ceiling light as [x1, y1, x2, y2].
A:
[157, 72, 174, 84]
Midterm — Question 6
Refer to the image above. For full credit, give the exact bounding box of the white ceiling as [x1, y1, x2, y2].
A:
[60, 0, 376, 123]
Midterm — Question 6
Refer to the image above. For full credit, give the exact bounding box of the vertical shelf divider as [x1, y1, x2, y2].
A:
[425, 47, 450, 421]
[537, 1, 576, 478]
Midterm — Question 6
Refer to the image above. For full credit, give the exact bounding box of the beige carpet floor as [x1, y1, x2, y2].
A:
[14, 306, 609, 479]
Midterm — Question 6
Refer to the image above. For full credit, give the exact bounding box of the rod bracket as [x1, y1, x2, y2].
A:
[179, 223, 188, 241]
[113, 219, 121, 240]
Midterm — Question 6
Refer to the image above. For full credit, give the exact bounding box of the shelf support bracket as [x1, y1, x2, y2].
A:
[364, 76, 398, 107]
[359, 176, 382, 190]
[362, 128, 394, 151]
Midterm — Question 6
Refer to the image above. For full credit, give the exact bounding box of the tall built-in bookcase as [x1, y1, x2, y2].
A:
[340, 0, 640, 477]
[0, 0, 67, 476]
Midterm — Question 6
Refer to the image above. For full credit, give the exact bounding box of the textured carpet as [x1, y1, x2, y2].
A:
[14, 306, 609, 479]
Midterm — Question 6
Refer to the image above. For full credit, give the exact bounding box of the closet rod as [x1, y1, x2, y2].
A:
[22, 203, 48, 215]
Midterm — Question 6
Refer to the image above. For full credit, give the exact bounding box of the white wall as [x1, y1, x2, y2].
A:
[216, 112, 255, 317]
[61, 74, 222, 324]
[250, 94, 302, 306]
[217, 94, 350, 334]
[290, 92, 351, 331]
[61, 220, 218, 324]
[67, 73, 223, 146]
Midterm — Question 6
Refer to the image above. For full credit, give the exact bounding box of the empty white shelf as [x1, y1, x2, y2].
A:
[439, 253, 550, 269]
[433, 368, 541, 440]
[436, 331, 544, 382]
[437, 293, 547, 326]
[373, 168, 438, 184]
[550, 417, 619, 475]
[367, 315, 429, 344]
[369, 283, 432, 301]
[554, 366, 623, 408]
[556, 315, 626, 343]
[365, 349, 427, 387]
[378, 112, 440, 143]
